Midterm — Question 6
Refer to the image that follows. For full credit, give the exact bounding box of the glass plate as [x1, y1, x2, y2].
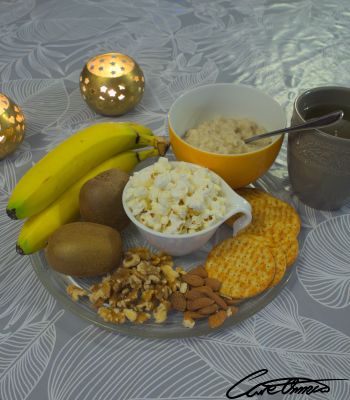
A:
[30, 154, 294, 338]
[30, 223, 293, 339]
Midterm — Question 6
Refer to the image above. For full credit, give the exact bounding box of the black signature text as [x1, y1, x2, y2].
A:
[226, 369, 347, 398]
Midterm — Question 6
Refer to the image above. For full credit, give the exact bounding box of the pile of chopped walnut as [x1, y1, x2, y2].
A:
[67, 247, 186, 324]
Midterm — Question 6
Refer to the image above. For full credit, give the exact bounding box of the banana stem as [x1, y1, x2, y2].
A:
[137, 135, 169, 157]
[127, 122, 168, 155]
[136, 148, 160, 161]
[154, 136, 169, 156]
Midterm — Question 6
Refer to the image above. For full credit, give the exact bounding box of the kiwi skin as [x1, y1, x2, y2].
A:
[79, 169, 130, 231]
[45, 222, 122, 277]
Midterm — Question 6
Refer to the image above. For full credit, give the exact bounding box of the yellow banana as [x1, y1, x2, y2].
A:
[17, 148, 158, 255]
[7, 122, 166, 220]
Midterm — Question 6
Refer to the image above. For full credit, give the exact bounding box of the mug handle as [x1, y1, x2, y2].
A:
[229, 199, 252, 236]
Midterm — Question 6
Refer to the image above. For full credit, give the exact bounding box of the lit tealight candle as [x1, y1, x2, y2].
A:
[79, 53, 145, 116]
[0, 93, 25, 159]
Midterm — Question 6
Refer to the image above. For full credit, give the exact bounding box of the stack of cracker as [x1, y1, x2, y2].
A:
[205, 188, 300, 300]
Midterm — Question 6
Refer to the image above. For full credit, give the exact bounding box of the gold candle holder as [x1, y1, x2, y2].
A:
[79, 52, 145, 116]
[0, 93, 25, 159]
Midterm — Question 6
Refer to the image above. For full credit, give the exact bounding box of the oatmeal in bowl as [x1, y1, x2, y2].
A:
[184, 116, 271, 154]
[168, 83, 286, 188]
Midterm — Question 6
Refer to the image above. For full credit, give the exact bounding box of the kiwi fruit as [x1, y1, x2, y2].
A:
[79, 169, 130, 230]
[45, 222, 122, 277]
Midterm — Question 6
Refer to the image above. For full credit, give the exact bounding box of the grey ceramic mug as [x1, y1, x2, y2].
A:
[288, 86, 350, 210]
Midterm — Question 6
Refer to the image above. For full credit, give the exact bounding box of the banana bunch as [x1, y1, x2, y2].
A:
[8, 122, 167, 255]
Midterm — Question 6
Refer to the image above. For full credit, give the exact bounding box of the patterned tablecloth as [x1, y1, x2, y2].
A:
[1, 1, 350, 399]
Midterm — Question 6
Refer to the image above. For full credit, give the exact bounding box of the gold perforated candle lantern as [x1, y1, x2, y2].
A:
[79, 53, 145, 116]
[0, 93, 25, 159]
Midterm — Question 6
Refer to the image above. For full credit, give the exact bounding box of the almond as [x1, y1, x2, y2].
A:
[194, 285, 213, 295]
[208, 310, 227, 328]
[185, 290, 204, 300]
[184, 310, 207, 319]
[205, 277, 222, 291]
[187, 297, 214, 311]
[189, 266, 208, 278]
[208, 291, 228, 310]
[198, 303, 218, 315]
[170, 292, 186, 311]
[182, 274, 204, 287]
[195, 286, 227, 309]
[223, 296, 242, 305]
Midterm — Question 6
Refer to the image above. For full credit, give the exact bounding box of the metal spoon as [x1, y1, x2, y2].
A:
[244, 110, 344, 144]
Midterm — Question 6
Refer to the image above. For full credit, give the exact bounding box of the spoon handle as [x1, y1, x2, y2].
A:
[244, 110, 344, 144]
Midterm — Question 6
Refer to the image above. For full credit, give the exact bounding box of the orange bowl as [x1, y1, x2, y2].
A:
[168, 84, 286, 188]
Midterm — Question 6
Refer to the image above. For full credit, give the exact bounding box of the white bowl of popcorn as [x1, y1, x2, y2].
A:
[122, 158, 252, 256]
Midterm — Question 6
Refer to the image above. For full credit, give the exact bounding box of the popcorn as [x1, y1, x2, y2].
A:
[125, 158, 228, 234]
[153, 157, 171, 173]
[149, 186, 161, 202]
[128, 199, 147, 216]
[171, 204, 187, 219]
[158, 190, 172, 207]
[185, 192, 205, 212]
[171, 181, 188, 200]
[154, 174, 170, 189]
[133, 186, 148, 198]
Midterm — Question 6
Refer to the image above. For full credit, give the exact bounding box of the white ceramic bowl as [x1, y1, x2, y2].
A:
[122, 161, 252, 256]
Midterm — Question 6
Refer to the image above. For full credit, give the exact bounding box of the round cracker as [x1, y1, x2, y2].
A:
[280, 238, 299, 267]
[245, 234, 287, 287]
[238, 227, 298, 270]
[226, 188, 300, 272]
[236, 188, 284, 208]
[235, 188, 301, 237]
[205, 234, 276, 299]
[269, 247, 287, 287]
[246, 220, 299, 243]
[246, 234, 274, 247]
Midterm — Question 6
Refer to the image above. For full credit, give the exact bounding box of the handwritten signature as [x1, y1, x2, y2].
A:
[226, 369, 347, 398]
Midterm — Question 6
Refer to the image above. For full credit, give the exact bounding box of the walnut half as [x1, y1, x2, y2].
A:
[67, 285, 87, 301]
[67, 248, 184, 326]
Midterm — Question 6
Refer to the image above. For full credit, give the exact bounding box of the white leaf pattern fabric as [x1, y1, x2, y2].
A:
[0, 257, 56, 327]
[0, 312, 63, 400]
[185, 290, 350, 397]
[0, 1, 350, 399]
[47, 327, 230, 400]
[0, 0, 35, 25]
[298, 215, 350, 309]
